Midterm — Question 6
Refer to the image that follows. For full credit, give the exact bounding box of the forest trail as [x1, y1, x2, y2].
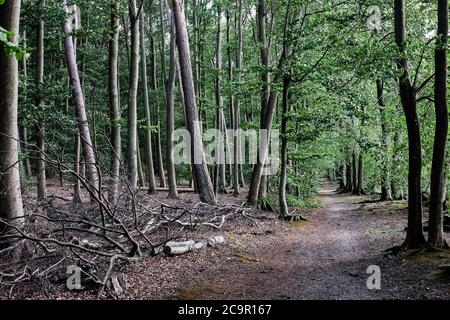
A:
[163, 184, 450, 300]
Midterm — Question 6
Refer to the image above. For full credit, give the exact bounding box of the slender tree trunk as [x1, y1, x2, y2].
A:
[36, 0, 46, 200]
[428, 0, 448, 249]
[136, 133, 145, 187]
[149, 35, 166, 188]
[127, 1, 140, 189]
[226, 9, 234, 188]
[108, 1, 121, 203]
[233, 0, 243, 196]
[394, 0, 426, 248]
[215, 5, 227, 194]
[345, 156, 353, 193]
[63, 0, 99, 190]
[21, 31, 32, 179]
[391, 130, 404, 200]
[0, 0, 25, 229]
[352, 152, 358, 193]
[73, 133, 82, 203]
[377, 80, 393, 201]
[172, 0, 216, 205]
[279, 77, 291, 217]
[139, 12, 157, 194]
[357, 151, 364, 195]
[165, 16, 179, 199]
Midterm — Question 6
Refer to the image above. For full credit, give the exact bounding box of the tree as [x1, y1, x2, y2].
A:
[35, 0, 46, 200]
[108, 0, 121, 203]
[165, 14, 178, 199]
[0, 0, 24, 231]
[172, 0, 216, 205]
[127, 0, 140, 189]
[393, 0, 426, 249]
[139, 10, 157, 194]
[63, 0, 99, 191]
[428, 0, 448, 249]
[377, 80, 393, 201]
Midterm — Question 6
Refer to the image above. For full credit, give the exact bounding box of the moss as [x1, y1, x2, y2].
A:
[177, 279, 223, 300]
[289, 220, 309, 230]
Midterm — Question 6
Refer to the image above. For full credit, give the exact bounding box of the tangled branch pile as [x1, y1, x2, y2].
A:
[0, 186, 255, 298]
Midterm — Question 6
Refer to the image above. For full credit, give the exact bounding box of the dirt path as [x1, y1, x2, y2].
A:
[168, 184, 450, 300]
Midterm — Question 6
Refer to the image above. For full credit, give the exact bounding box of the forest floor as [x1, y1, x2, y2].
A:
[2, 183, 450, 300]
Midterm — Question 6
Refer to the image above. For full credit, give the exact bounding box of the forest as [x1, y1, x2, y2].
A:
[0, 0, 449, 301]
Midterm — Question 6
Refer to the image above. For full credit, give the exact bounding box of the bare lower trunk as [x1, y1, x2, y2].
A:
[0, 0, 25, 229]
[215, 5, 227, 194]
[357, 151, 364, 195]
[36, 0, 46, 200]
[127, 1, 140, 189]
[165, 17, 179, 199]
[279, 78, 290, 217]
[139, 12, 157, 194]
[172, 0, 216, 205]
[233, 0, 243, 196]
[149, 35, 166, 188]
[428, 0, 448, 249]
[63, 0, 99, 190]
[352, 152, 358, 193]
[394, 0, 426, 248]
[73, 133, 82, 203]
[108, 1, 121, 203]
[377, 80, 393, 201]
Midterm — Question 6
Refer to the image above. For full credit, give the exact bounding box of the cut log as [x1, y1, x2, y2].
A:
[207, 235, 225, 246]
[163, 236, 225, 256]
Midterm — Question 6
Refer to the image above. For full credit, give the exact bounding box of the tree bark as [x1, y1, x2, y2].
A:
[0, 0, 25, 229]
[352, 152, 358, 193]
[428, 0, 448, 249]
[394, 0, 426, 248]
[127, 1, 140, 189]
[172, 0, 216, 205]
[35, 0, 46, 200]
[63, 0, 99, 190]
[108, 0, 121, 203]
[279, 77, 291, 217]
[233, 0, 243, 196]
[149, 34, 166, 188]
[139, 11, 157, 194]
[377, 80, 393, 201]
[165, 16, 179, 199]
[215, 5, 227, 194]
[357, 151, 364, 195]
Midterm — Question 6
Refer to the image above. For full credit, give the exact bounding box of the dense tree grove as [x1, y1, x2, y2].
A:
[0, 0, 449, 279]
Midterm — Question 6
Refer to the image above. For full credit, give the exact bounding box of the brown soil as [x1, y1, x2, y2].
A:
[122, 184, 450, 300]
[2, 183, 450, 300]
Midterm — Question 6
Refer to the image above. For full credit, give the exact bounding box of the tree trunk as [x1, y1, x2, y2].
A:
[352, 152, 358, 193]
[126, 1, 140, 189]
[35, 0, 46, 200]
[165, 16, 179, 199]
[428, 0, 448, 249]
[172, 0, 216, 205]
[233, 0, 243, 196]
[377, 80, 393, 201]
[108, 1, 121, 203]
[394, 0, 426, 248]
[345, 157, 353, 193]
[63, 0, 99, 190]
[279, 77, 291, 217]
[248, 0, 270, 205]
[357, 151, 364, 195]
[150, 35, 166, 188]
[139, 11, 157, 194]
[0, 0, 25, 229]
[215, 5, 227, 194]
